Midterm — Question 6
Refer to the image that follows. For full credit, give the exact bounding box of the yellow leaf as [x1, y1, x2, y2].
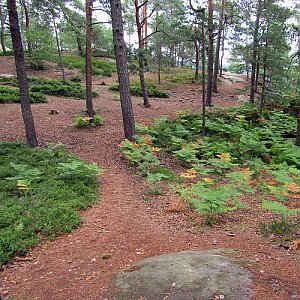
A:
[203, 177, 214, 185]
[284, 183, 300, 193]
[197, 138, 203, 145]
[217, 153, 231, 161]
[151, 147, 161, 153]
[180, 168, 197, 179]
[141, 135, 153, 145]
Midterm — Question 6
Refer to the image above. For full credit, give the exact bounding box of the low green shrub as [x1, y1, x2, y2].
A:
[0, 50, 14, 56]
[53, 55, 116, 76]
[0, 142, 103, 265]
[73, 115, 104, 128]
[110, 82, 169, 98]
[0, 76, 98, 99]
[260, 219, 298, 237]
[0, 86, 47, 103]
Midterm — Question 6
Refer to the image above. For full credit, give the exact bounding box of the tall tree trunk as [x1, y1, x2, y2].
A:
[134, 0, 150, 108]
[0, 5, 7, 52]
[250, 0, 262, 103]
[53, 16, 65, 81]
[201, 11, 206, 136]
[110, 0, 136, 141]
[213, 0, 224, 93]
[76, 34, 83, 56]
[260, 25, 269, 115]
[8, 0, 37, 148]
[142, 1, 148, 49]
[255, 55, 260, 93]
[157, 34, 162, 84]
[297, 30, 300, 86]
[20, 0, 32, 61]
[194, 39, 199, 81]
[85, 0, 94, 118]
[206, 0, 214, 106]
[219, 26, 225, 77]
[296, 112, 300, 147]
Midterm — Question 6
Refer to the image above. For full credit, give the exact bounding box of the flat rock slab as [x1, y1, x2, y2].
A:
[103, 250, 252, 300]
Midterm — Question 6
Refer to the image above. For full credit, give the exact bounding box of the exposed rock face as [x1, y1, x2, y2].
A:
[103, 250, 252, 300]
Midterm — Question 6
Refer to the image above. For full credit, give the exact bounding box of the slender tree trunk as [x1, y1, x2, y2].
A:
[206, 0, 214, 106]
[85, 0, 94, 118]
[20, 0, 32, 61]
[201, 11, 206, 136]
[213, 0, 224, 93]
[194, 39, 199, 81]
[76, 34, 83, 56]
[0, 6, 7, 52]
[110, 0, 136, 141]
[157, 34, 162, 84]
[142, 2, 148, 49]
[255, 57, 260, 93]
[260, 19, 269, 115]
[250, 0, 262, 103]
[296, 112, 300, 147]
[297, 31, 300, 86]
[53, 16, 65, 81]
[134, 0, 150, 108]
[219, 26, 225, 77]
[8, 0, 37, 147]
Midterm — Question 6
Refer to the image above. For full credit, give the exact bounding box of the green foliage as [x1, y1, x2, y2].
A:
[0, 142, 101, 265]
[120, 137, 161, 174]
[57, 161, 103, 180]
[138, 106, 299, 167]
[0, 86, 47, 103]
[73, 115, 104, 128]
[147, 168, 176, 182]
[260, 219, 299, 237]
[262, 200, 300, 217]
[144, 184, 164, 196]
[52, 55, 116, 76]
[0, 76, 97, 99]
[180, 182, 243, 224]
[110, 82, 169, 98]
[0, 50, 14, 56]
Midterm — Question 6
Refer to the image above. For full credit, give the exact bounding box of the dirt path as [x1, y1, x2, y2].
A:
[0, 59, 299, 299]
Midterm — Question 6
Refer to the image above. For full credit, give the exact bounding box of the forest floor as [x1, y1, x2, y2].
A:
[0, 56, 299, 300]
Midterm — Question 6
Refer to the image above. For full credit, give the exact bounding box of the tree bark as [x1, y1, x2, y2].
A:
[0, 5, 7, 52]
[250, 0, 262, 103]
[260, 24, 268, 115]
[53, 15, 65, 81]
[157, 34, 162, 84]
[110, 0, 136, 141]
[134, 0, 150, 108]
[213, 0, 225, 93]
[76, 34, 83, 56]
[85, 0, 94, 118]
[194, 39, 199, 81]
[296, 112, 300, 147]
[201, 11, 206, 135]
[8, 0, 37, 147]
[206, 0, 214, 106]
[20, 0, 33, 60]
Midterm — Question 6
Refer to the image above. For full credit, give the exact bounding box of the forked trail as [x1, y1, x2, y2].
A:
[0, 58, 299, 299]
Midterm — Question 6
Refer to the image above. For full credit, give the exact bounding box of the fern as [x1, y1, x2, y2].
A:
[262, 200, 300, 217]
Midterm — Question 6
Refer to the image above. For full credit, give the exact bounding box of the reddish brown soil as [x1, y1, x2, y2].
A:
[0, 57, 299, 300]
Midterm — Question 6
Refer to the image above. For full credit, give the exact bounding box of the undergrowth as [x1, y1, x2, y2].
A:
[0, 76, 98, 99]
[0, 86, 46, 103]
[51, 55, 116, 76]
[0, 142, 103, 265]
[122, 105, 300, 227]
[109, 82, 169, 98]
